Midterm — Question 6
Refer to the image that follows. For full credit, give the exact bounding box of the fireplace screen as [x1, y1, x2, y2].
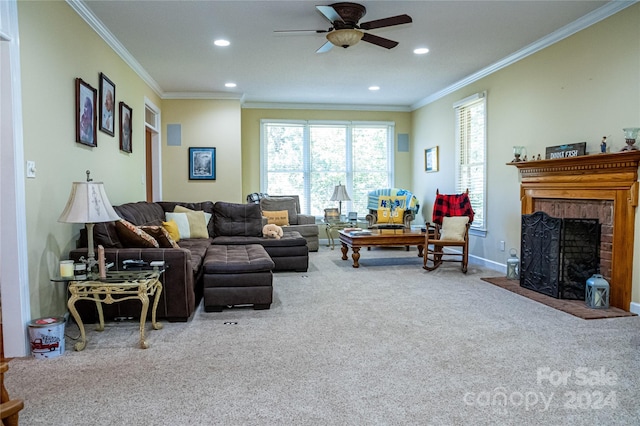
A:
[520, 211, 600, 299]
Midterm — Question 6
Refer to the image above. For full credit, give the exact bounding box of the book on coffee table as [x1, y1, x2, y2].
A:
[349, 230, 372, 236]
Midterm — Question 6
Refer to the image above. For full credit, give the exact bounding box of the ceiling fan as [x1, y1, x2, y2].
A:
[276, 2, 412, 53]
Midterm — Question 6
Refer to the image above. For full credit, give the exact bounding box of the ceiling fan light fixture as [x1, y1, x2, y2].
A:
[326, 29, 363, 48]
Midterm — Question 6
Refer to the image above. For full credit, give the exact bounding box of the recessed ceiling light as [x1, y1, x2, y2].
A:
[369, 86, 380, 91]
[214, 39, 230, 47]
[414, 47, 429, 55]
[225, 82, 237, 88]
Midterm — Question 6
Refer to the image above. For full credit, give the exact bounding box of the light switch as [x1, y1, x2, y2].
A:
[26, 161, 36, 178]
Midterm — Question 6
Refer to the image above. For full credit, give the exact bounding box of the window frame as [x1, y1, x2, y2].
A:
[454, 92, 487, 236]
[260, 119, 395, 216]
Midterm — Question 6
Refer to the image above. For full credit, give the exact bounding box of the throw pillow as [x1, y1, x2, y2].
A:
[115, 219, 159, 248]
[141, 225, 179, 249]
[378, 196, 405, 210]
[166, 209, 209, 239]
[440, 216, 469, 241]
[162, 220, 180, 242]
[376, 208, 404, 225]
[262, 210, 289, 226]
[173, 205, 213, 227]
[165, 213, 191, 239]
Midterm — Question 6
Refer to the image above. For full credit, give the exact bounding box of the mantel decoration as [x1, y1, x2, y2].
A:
[189, 147, 216, 180]
[512, 146, 526, 162]
[545, 142, 586, 159]
[75, 78, 97, 147]
[621, 127, 639, 151]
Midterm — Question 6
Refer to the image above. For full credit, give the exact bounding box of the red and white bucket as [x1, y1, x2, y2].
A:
[28, 317, 65, 359]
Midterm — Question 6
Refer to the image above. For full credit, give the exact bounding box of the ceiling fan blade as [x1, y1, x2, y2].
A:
[316, 40, 334, 53]
[359, 14, 412, 30]
[316, 5, 343, 24]
[361, 33, 398, 49]
[274, 29, 330, 34]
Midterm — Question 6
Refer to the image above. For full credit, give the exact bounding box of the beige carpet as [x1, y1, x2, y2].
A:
[5, 246, 640, 425]
[481, 277, 637, 320]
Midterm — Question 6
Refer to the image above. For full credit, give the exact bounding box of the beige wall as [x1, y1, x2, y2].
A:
[19, 1, 161, 318]
[411, 4, 640, 306]
[241, 108, 412, 201]
[161, 99, 242, 203]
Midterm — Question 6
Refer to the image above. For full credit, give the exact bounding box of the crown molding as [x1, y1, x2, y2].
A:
[241, 102, 411, 112]
[411, 1, 638, 111]
[67, 0, 163, 97]
[162, 92, 243, 100]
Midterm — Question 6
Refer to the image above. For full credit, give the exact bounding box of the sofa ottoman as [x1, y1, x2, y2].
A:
[203, 244, 275, 312]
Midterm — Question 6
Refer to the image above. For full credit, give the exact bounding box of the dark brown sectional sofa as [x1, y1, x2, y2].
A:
[70, 200, 310, 322]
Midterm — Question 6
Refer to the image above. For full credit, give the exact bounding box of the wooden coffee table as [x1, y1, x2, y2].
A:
[339, 229, 428, 268]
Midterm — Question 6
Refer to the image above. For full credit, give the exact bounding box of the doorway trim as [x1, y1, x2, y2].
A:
[144, 97, 162, 201]
[1, 0, 31, 357]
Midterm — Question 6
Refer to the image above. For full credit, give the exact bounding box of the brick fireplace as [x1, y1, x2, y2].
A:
[511, 151, 640, 311]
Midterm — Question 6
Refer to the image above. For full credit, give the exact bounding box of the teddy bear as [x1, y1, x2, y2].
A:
[262, 223, 283, 239]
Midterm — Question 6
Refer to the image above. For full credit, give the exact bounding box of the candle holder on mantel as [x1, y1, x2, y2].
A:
[621, 127, 640, 151]
[512, 146, 526, 162]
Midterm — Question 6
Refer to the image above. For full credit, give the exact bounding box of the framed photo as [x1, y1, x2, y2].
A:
[99, 73, 115, 136]
[119, 102, 132, 153]
[189, 147, 216, 180]
[425, 146, 439, 172]
[75, 78, 97, 147]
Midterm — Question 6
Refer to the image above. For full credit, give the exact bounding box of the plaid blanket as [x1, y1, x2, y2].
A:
[432, 192, 474, 225]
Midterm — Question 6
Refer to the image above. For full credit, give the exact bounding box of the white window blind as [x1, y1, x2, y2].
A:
[261, 120, 394, 216]
[455, 92, 486, 232]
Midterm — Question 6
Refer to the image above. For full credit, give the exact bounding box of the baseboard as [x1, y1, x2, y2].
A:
[469, 254, 505, 274]
[630, 302, 640, 315]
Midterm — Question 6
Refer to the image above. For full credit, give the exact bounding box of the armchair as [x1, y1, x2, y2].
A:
[259, 195, 319, 251]
[365, 188, 420, 228]
[423, 189, 474, 273]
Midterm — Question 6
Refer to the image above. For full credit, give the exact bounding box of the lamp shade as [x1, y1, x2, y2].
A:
[330, 184, 351, 202]
[326, 29, 363, 48]
[58, 181, 120, 224]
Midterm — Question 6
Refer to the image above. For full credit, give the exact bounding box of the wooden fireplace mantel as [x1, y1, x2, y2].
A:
[509, 151, 640, 310]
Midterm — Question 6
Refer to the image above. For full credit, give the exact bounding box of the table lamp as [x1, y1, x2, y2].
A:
[330, 182, 351, 216]
[58, 171, 120, 270]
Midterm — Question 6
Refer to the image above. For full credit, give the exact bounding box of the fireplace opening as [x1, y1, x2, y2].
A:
[520, 211, 601, 299]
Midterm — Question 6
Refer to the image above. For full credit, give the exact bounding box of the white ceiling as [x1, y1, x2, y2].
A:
[78, 0, 626, 110]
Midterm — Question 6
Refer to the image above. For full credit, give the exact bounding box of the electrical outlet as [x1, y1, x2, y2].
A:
[499, 240, 505, 251]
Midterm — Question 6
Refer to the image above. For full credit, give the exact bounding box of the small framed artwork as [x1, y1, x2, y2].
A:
[425, 146, 439, 172]
[119, 102, 132, 153]
[189, 147, 216, 180]
[99, 73, 115, 136]
[75, 78, 97, 147]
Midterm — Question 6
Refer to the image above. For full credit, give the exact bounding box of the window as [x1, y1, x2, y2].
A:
[261, 120, 394, 216]
[454, 92, 486, 233]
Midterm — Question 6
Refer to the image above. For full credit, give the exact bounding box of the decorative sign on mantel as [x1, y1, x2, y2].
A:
[545, 142, 586, 159]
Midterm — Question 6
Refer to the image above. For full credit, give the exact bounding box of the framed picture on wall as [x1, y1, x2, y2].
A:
[119, 102, 132, 153]
[99, 73, 115, 136]
[189, 147, 216, 180]
[75, 78, 97, 147]
[425, 146, 439, 172]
